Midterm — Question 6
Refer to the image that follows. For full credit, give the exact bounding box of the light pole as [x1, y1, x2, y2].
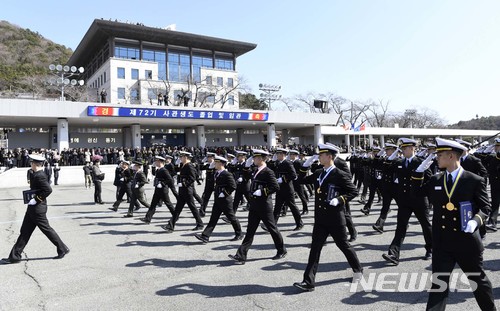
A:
[404, 109, 417, 128]
[48, 64, 85, 101]
[259, 83, 281, 111]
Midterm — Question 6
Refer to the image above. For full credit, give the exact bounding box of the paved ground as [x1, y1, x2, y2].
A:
[0, 182, 499, 311]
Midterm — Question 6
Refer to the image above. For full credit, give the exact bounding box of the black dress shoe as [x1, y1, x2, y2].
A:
[133, 206, 141, 211]
[194, 233, 209, 244]
[139, 217, 150, 224]
[293, 281, 315, 292]
[272, 251, 287, 260]
[199, 210, 206, 217]
[228, 254, 245, 264]
[293, 224, 304, 231]
[0, 258, 21, 264]
[161, 224, 174, 233]
[424, 251, 432, 260]
[372, 224, 384, 233]
[349, 233, 357, 242]
[301, 210, 309, 215]
[123, 214, 133, 218]
[109, 207, 118, 212]
[360, 207, 370, 216]
[382, 253, 399, 265]
[485, 224, 498, 232]
[230, 234, 244, 241]
[53, 249, 70, 260]
[192, 225, 204, 231]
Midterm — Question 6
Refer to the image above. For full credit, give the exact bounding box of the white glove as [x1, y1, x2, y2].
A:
[329, 198, 339, 206]
[464, 219, 478, 233]
[253, 189, 262, 196]
[387, 149, 401, 161]
[209, 162, 215, 169]
[157, 183, 163, 189]
[377, 150, 386, 157]
[218, 192, 225, 198]
[202, 157, 207, 163]
[272, 154, 278, 161]
[285, 155, 290, 161]
[120, 178, 124, 181]
[415, 154, 434, 173]
[177, 183, 183, 187]
[28, 198, 37, 205]
[237, 177, 243, 183]
[394, 178, 399, 184]
[277, 177, 283, 184]
[175, 158, 181, 165]
[245, 156, 253, 167]
[303, 155, 319, 167]
[484, 145, 495, 154]
[135, 184, 139, 188]
[231, 158, 238, 165]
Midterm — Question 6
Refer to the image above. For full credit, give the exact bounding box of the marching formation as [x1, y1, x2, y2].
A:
[2, 136, 499, 310]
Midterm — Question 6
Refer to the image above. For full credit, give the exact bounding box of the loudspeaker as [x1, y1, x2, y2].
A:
[313, 100, 327, 109]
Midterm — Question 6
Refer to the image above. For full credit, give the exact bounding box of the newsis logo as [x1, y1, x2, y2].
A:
[349, 272, 479, 293]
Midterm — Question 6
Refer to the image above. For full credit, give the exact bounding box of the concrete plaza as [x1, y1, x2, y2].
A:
[0, 181, 499, 311]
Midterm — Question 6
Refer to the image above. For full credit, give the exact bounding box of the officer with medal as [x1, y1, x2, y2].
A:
[382, 138, 433, 265]
[485, 138, 500, 232]
[194, 156, 243, 243]
[162, 151, 204, 232]
[411, 137, 495, 311]
[140, 156, 175, 224]
[228, 149, 286, 264]
[124, 160, 150, 217]
[293, 144, 362, 292]
[199, 152, 216, 217]
[1, 154, 69, 264]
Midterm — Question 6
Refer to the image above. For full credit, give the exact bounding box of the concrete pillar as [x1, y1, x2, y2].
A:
[123, 127, 131, 148]
[368, 134, 374, 147]
[314, 124, 324, 146]
[196, 125, 206, 148]
[131, 124, 141, 149]
[379, 135, 385, 147]
[57, 118, 69, 152]
[236, 128, 244, 146]
[185, 127, 195, 147]
[267, 123, 276, 149]
[345, 134, 350, 152]
[281, 129, 289, 146]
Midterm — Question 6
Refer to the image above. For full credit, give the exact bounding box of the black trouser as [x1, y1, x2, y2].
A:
[201, 196, 241, 239]
[144, 187, 175, 221]
[193, 188, 203, 205]
[345, 202, 356, 237]
[113, 184, 135, 209]
[273, 190, 303, 227]
[201, 186, 214, 212]
[303, 223, 362, 286]
[115, 185, 130, 202]
[232, 184, 250, 213]
[9, 204, 67, 261]
[293, 181, 309, 212]
[94, 180, 102, 203]
[169, 184, 178, 199]
[374, 186, 394, 228]
[427, 249, 495, 311]
[167, 186, 203, 228]
[488, 183, 499, 227]
[236, 206, 285, 260]
[388, 200, 432, 259]
[306, 184, 314, 197]
[364, 181, 381, 210]
[54, 172, 59, 185]
[127, 187, 150, 214]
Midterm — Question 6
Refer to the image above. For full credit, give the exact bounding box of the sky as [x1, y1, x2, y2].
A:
[2, 0, 500, 124]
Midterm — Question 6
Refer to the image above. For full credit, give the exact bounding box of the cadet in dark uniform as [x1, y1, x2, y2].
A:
[194, 156, 243, 243]
[412, 137, 495, 311]
[456, 139, 488, 178]
[485, 138, 500, 232]
[293, 144, 362, 292]
[290, 150, 310, 215]
[199, 152, 216, 217]
[228, 149, 286, 264]
[140, 156, 175, 224]
[360, 147, 383, 215]
[270, 148, 303, 230]
[110, 161, 134, 211]
[124, 160, 150, 217]
[231, 151, 251, 214]
[164, 155, 179, 199]
[162, 151, 204, 232]
[92, 159, 105, 204]
[1, 154, 69, 264]
[382, 138, 433, 265]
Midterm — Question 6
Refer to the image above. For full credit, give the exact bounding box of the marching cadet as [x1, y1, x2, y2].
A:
[140, 156, 175, 224]
[164, 155, 178, 199]
[110, 161, 134, 212]
[455, 139, 488, 179]
[382, 138, 433, 265]
[360, 146, 383, 215]
[199, 152, 216, 217]
[228, 149, 286, 264]
[91, 159, 105, 204]
[124, 160, 150, 217]
[485, 138, 500, 232]
[293, 143, 362, 292]
[411, 137, 495, 311]
[162, 151, 204, 232]
[194, 156, 243, 243]
[299, 152, 314, 197]
[372, 143, 399, 233]
[231, 150, 251, 214]
[289, 150, 310, 215]
[269, 148, 303, 230]
[1, 154, 69, 264]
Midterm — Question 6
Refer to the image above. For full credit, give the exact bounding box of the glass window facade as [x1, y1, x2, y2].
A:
[192, 54, 213, 82]
[148, 88, 157, 100]
[215, 57, 234, 70]
[168, 51, 190, 82]
[117, 87, 126, 99]
[228, 95, 235, 105]
[130, 89, 139, 100]
[115, 46, 140, 60]
[217, 77, 223, 86]
[145, 70, 152, 80]
[131, 68, 139, 80]
[143, 49, 166, 80]
[117, 67, 125, 79]
[227, 77, 234, 88]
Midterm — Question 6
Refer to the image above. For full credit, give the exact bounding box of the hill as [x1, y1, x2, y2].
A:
[0, 20, 72, 93]
[449, 115, 500, 130]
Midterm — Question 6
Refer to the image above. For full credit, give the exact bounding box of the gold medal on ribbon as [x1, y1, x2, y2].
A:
[317, 188, 321, 194]
[446, 202, 454, 211]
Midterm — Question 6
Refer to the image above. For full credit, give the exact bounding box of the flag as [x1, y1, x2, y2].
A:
[360, 123, 366, 131]
[343, 123, 351, 131]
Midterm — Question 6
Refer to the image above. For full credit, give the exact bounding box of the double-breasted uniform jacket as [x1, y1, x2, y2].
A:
[214, 170, 237, 203]
[486, 153, 500, 188]
[153, 166, 175, 189]
[393, 156, 431, 205]
[461, 154, 488, 178]
[232, 161, 251, 192]
[273, 159, 297, 195]
[413, 169, 490, 253]
[178, 162, 197, 193]
[200, 162, 216, 191]
[164, 162, 176, 179]
[244, 165, 280, 211]
[381, 157, 397, 192]
[132, 170, 148, 193]
[30, 170, 53, 209]
[301, 166, 358, 226]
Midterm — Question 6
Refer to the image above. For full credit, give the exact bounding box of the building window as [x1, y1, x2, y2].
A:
[148, 88, 157, 100]
[192, 54, 213, 82]
[117, 67, 125, 79]
[145, 70, 152, 80]
[103, 71, 106, 83]
[131, 69, 139, 80]
[206, 76, 212, 85]
[217, 77, 223, 86]
[130, 89, 139, 100]
[206, 94, 215, 104]
[143, 49, 166, 80]
[168, 51, 190, 82]
[227, 78, 234, 88]
[215, 57, 234, 70]
[115, 46, 140, 60]
[228, 95, 235, 106]
[117, 87, 126, 99]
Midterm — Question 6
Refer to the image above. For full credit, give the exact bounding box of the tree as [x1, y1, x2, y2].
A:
[239, 93, 267, 110]
[363, 99, 391, 127]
